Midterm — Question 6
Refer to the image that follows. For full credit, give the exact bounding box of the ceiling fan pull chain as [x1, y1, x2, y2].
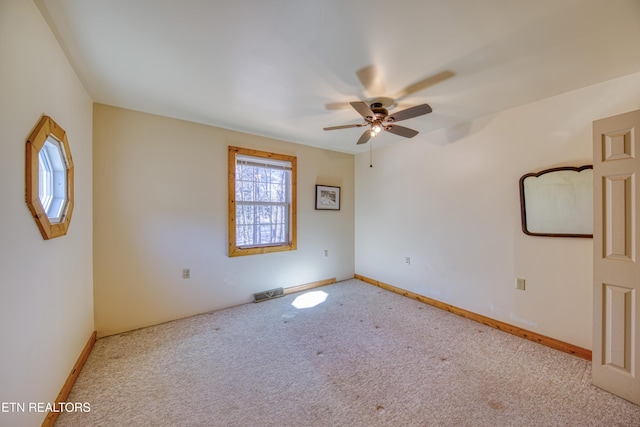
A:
[370, 141, 373, 168]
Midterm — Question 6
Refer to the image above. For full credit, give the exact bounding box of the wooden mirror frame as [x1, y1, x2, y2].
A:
[25, 116, 74, 240]
[519, 165, 593, 238]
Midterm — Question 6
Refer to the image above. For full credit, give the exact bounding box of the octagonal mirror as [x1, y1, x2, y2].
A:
[26, 115, 74, 240]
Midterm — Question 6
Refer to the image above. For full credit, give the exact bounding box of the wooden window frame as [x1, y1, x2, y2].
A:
[25, 115, 74, 240]
[228, 146, 297, 257]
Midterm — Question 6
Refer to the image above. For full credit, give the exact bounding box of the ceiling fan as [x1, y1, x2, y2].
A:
[323, 66, 453, 145]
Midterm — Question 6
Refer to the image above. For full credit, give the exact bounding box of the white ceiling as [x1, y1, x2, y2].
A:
[36, 0, 640, 154]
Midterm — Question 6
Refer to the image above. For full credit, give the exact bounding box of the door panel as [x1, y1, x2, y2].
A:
[604, 174, 634, 261]
[593, 109, 640, 405]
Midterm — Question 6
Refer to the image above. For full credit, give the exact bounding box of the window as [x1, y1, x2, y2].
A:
[228, 146, 296, 256]
[38, 137, 69, 223]
[26, 115, 74, 240]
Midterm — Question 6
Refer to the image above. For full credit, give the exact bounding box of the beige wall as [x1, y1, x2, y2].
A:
[355, 72, 640, 350]
[93, 104, 355, 337]
[0, 1, 94, 426]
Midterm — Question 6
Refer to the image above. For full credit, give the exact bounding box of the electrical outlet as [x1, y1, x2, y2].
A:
[515, 278, 525, 290]
[405, 257, 411, 266]
[183, 268, 191, 279]
[323, 249, 329, 258]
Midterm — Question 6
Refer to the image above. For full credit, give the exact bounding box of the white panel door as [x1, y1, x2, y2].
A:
[592, 109, 640, 405]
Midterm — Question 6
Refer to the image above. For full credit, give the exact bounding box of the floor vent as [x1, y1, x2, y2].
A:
[253, 287, 284, 303]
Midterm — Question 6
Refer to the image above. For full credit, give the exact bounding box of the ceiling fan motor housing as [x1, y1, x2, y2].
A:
[370, 103, 389, 121]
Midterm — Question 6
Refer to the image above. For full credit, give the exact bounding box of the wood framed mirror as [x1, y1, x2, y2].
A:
[519, 165, 592, 238]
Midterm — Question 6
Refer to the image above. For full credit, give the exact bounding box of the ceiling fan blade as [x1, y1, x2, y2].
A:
[356, 65, 386, 97]
[385, 125, 419, 139]
[356, 129, 373, 145]
[325, 102, 353, 110]
[393, 70, 455, 100]
[386, 104, 432, 122]
[323, 123, 365, 131]
[350, 101, 376, 120]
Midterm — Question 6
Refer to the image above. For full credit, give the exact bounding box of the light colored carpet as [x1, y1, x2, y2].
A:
[56, 279, 640, 426]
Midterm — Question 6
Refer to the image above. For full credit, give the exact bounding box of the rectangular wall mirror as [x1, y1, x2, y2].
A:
[519, 165, 593, 238]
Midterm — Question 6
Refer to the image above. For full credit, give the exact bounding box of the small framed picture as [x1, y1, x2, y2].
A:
[316, 185, 340, 210]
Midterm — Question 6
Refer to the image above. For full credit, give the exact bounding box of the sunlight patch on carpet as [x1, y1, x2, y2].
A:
[292, 291, 328, 309]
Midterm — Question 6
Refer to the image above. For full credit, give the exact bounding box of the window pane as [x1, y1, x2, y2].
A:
[239, 181, 253, 201]
[38, 150, 52, 210]
[235, 203, 288, 246]
[273, 183, 286, 202]
[236, 225, 253, 246]
[37, 137, 68, 222]
[236, 204, 254, 225]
